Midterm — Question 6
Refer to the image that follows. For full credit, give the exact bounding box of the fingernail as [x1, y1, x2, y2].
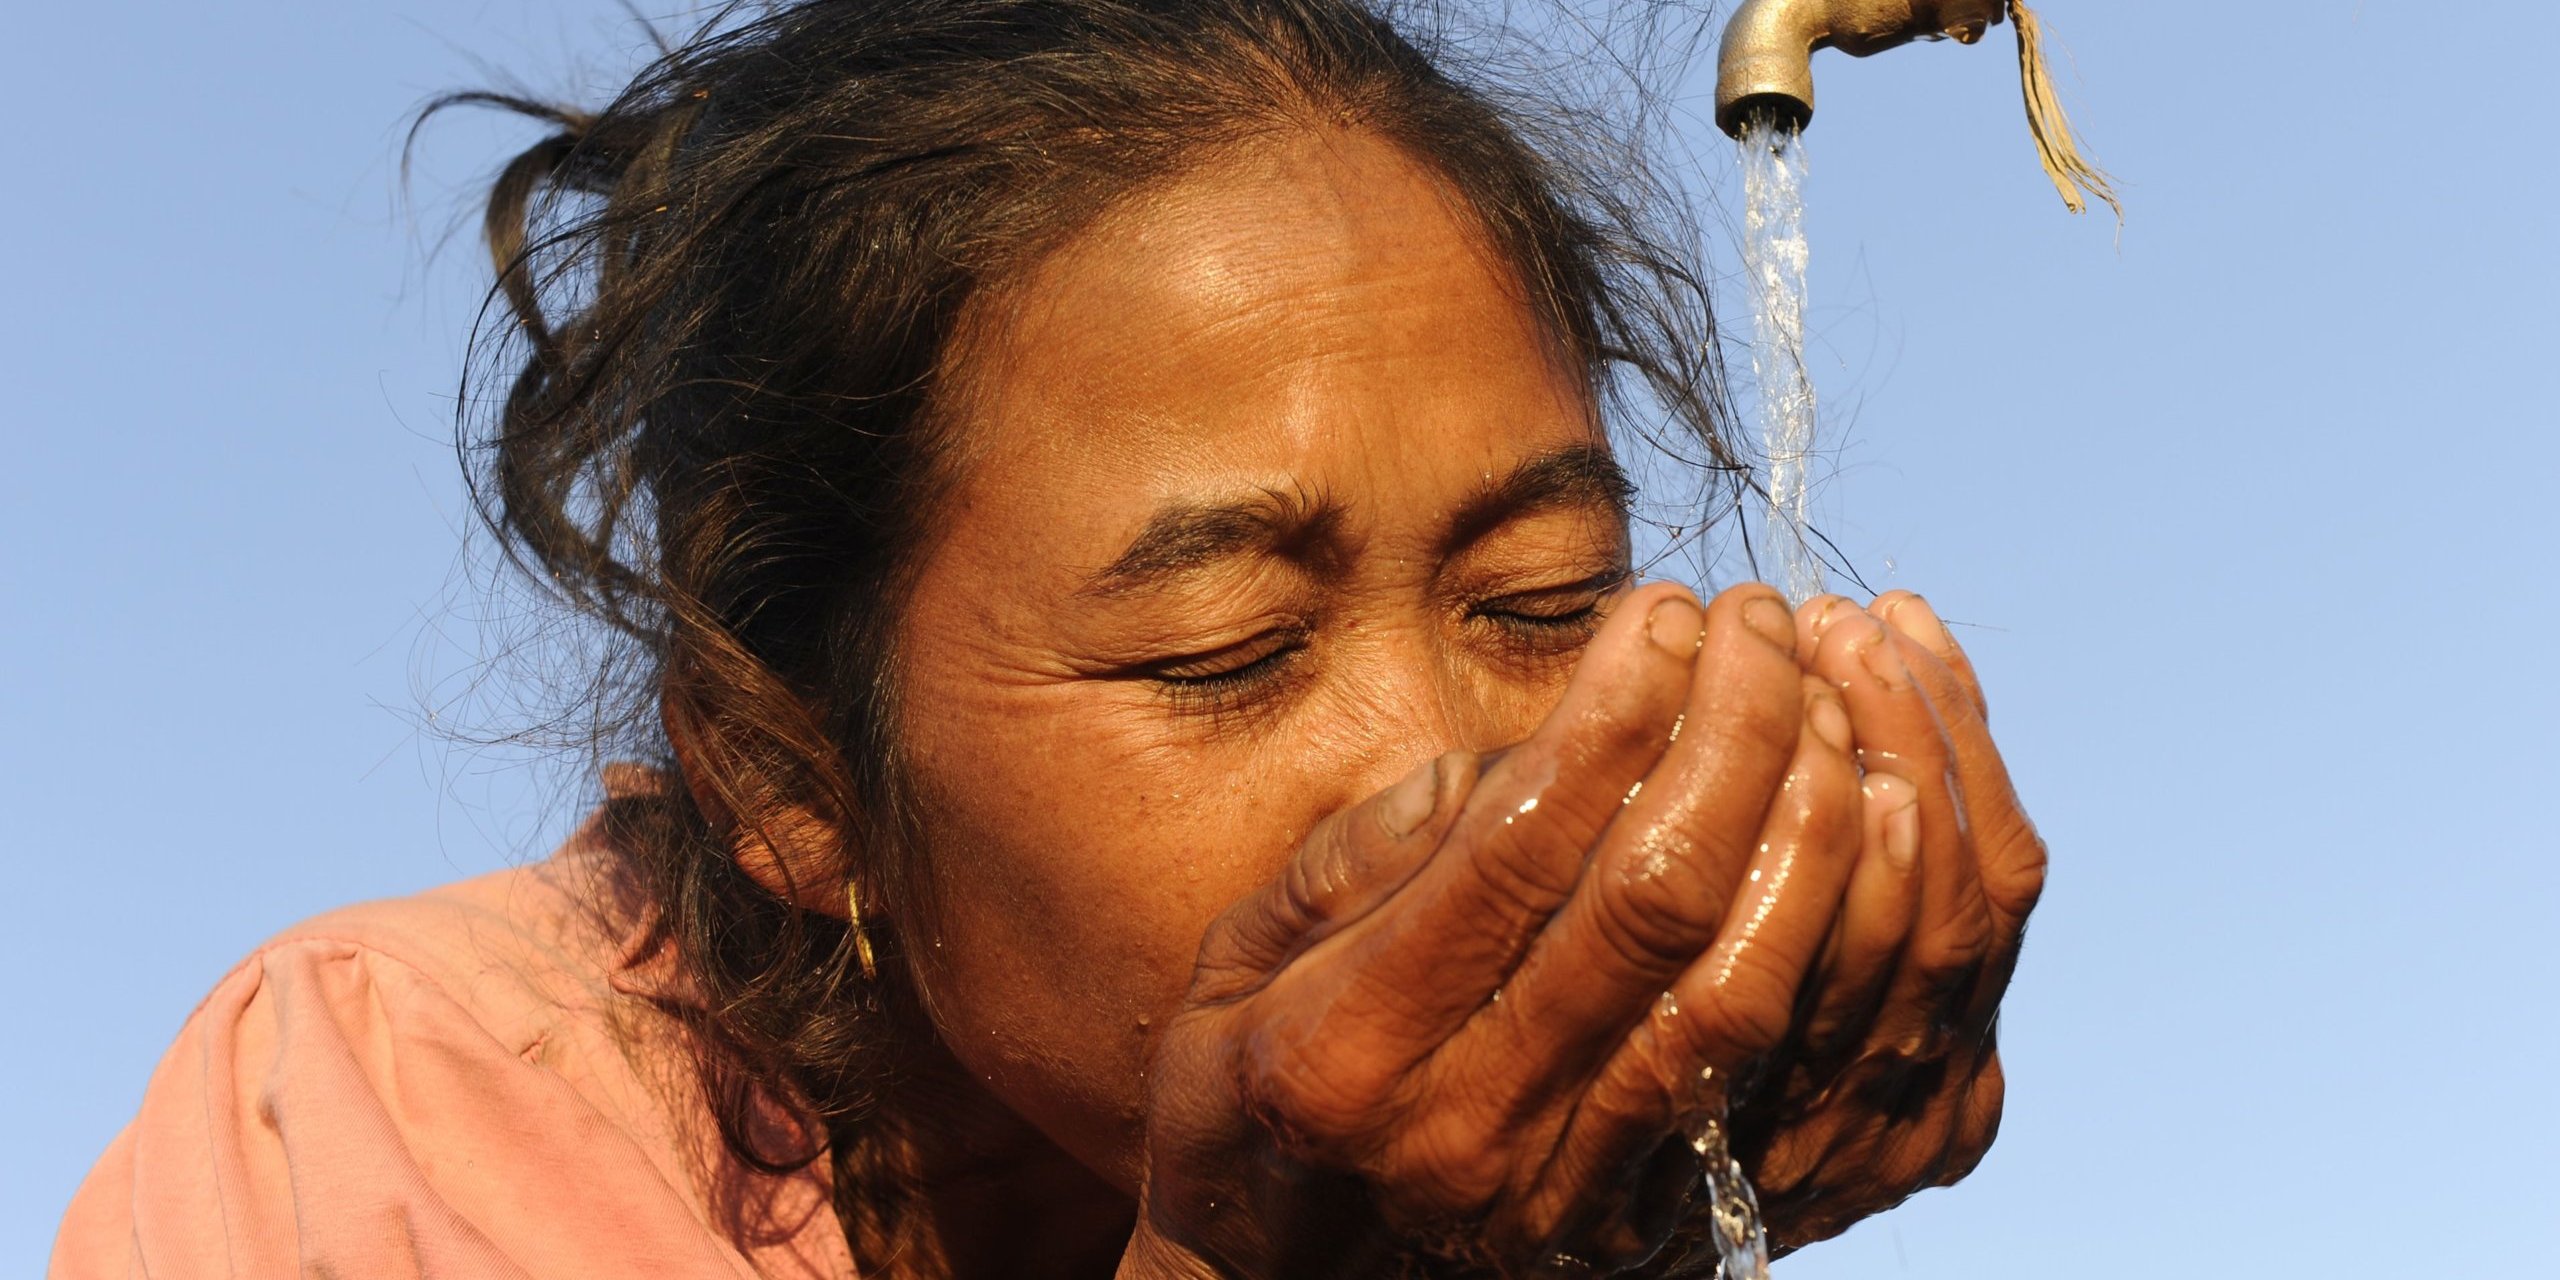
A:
[1807, 688, 1852, 753]
[1380, 757, 1442, 838]
[1807, 595, 1856, 644]
[1647, 595, 1706, 657]
[1741, 594, 1796, 653]
[1886, 594, 1955, 656]
[1855, 620, 1912, 691]
[1873, 777, 1921, 869]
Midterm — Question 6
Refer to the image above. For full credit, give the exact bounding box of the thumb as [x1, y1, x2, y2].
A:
[1190, 750, 1479, 997]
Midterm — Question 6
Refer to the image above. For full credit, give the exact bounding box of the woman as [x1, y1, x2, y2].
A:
[53, 1, 2042, 1275]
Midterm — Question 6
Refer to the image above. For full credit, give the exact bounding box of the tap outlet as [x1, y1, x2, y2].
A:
[1715, 0, 2009, 137]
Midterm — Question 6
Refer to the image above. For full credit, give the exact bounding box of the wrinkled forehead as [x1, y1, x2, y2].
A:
[932, 128, 1602, 550]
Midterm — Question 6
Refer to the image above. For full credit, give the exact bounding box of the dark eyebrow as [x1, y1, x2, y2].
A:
[1085, 486, 1343, 595]
[1441, 442, 1634, 554]
[1083, 444, 1626, 596]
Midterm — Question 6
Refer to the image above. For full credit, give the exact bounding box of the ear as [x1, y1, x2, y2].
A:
[661, 692, 862, 921]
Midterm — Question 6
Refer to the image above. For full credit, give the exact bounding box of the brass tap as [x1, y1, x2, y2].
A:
[1713, 0, 2119, 220]
[1714, 0, 2009, 137]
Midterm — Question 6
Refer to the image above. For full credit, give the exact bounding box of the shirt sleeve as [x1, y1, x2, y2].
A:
[48, 938, 769, 1280]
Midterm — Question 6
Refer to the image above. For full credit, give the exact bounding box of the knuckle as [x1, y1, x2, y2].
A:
[1290, 813, 1361, 911]
[1463, 828, 1584, 923]
[1239, 1002, 1406, 1144]
[1688, 951, 1800, 1058]
[1571, 1061, 1668, 1154]
[1465, 753, 1601, 908]
[1578, 680, 1680, 765]
[1382, 1106, 1512, 1216]
[1528, 777, 1638, 855]
[1588, 831, 1725, 972]
[1984, 817, 2049, 920]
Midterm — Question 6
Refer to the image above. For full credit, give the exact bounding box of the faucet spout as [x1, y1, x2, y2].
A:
[1715, 0, 2009, 138]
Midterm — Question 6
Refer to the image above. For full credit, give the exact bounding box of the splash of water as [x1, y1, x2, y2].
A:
[1685, 1103, 1772, 1280]
[1740, 115, 1822, 605]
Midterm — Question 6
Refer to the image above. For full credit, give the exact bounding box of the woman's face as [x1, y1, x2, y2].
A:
[894, 129, 1632, 1187]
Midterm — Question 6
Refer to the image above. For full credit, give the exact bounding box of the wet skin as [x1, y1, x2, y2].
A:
[746, 129, 2043, 1277]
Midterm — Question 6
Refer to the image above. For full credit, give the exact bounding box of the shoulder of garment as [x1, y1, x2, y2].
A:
[49, 800, 855, 1280]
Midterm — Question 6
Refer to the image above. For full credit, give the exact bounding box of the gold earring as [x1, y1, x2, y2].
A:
[846, 878, 879, 980]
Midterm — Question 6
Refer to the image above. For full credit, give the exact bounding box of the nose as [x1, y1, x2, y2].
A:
[1323, 625, 1546, 813]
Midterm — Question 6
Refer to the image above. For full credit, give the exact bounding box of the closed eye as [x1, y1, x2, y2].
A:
[1469, 569, 1630, 654]
[1474, 568, 1629, 626]
[1147, 627, 1311, 710]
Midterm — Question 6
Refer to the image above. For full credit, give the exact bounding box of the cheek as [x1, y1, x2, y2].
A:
[896, 675, 1311, 1175]
[1447, 644, 1581, 751]
[888, 612, 1592, 1177]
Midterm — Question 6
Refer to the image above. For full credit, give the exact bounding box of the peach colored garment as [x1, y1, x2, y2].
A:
[51, 798, 856, 1279]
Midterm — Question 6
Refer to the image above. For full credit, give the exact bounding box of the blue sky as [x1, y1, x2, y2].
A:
[7, 2, 2554, 1273]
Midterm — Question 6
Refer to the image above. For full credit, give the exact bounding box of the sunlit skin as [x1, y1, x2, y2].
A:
[736, 129, 2043, 1278]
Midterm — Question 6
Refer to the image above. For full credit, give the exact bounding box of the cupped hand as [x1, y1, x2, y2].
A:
[1122, 583, 1872, 1278]
[1723, 591, 2047, 1252]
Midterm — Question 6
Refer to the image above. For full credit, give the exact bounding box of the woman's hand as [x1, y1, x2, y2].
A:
[1729, 591, 2047, 1252]
[1122, 582, 1874, 1277]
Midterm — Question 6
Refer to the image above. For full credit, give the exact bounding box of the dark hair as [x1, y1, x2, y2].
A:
[433, 0, 1741, 1254]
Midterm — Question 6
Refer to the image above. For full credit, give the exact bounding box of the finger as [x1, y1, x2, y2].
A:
[1808, 610, 1990, 1050]
[1872, 595, 2046, 941]
[1792, 593, 1866, 662]
[1654, 673, 1864, 1073]
[1935, 1050, 2006, 1188]
[1871, 590, 1987, 721]
[1312, 582, 1708, 1047]
[1191, 749, 1479, 997]
[1435, 584, 1807, 1110]
[1800, 769, 1923, 1059]
[1515, 672, 1863, 1249]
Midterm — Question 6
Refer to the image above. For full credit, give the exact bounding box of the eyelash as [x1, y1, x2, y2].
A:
[1148, 571, 1629, 714]
[1472, 569, 1631, 643]
[1151, 630, 1312, 711]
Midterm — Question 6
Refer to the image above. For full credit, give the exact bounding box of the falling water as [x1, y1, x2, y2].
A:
[1680, 1078, 1771, 1280]
[1660, 109, 1814, 1280]
[1740, 114, 1822, 604]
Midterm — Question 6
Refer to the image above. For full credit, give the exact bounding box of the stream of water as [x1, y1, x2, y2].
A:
[1664, 110, 1819, 1280]
[1740, 115, 1822, 605]
[1686, 1104, 1772, 1280]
